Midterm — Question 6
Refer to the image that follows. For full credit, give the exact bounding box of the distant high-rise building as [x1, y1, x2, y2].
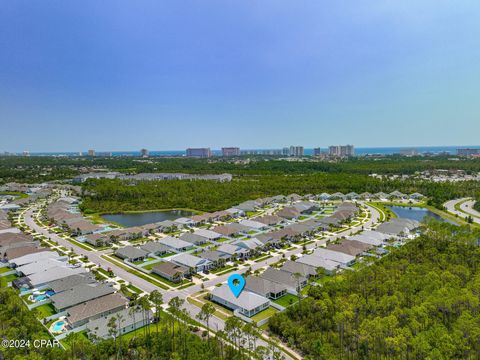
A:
[289, 146, 304, 157]
[87, 149, 95, 157]
[186, 148, 211, 158]
[140, 148, 149, 158]
[22, 151, 30, 157]
[313, 147, 322, 156]
[329, 145, 355, 157]
[221, 147, 240, 157]
[282, 147, 290, 156]
[400, 148, 418, 156]
[457, 148, 480, 156]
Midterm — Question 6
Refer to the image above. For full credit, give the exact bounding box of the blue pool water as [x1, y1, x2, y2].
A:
[46, 290, 55, 297]
[52, 321, 65, 332]
[34, 294, 47, 301]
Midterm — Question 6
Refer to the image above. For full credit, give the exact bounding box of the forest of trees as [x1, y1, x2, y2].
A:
[268, 221, 480, 359]
[80, 174, 479, 213]
[2, 155, 480, 184]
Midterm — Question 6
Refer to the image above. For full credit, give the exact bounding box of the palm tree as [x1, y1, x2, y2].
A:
[293, 272, 303, 302]
[139, 296, 151, 337]
[107, 315, 118, 356]
[149, 290, 163, 335]
[196, 302, 215, 342]
[128, 304, 139, 340]
[116, 313, 125, 359]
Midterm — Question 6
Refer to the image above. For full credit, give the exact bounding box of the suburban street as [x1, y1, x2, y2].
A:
[21, 200, 381, 360]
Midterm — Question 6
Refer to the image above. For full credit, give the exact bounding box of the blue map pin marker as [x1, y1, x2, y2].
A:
[227, 274, 245, 298]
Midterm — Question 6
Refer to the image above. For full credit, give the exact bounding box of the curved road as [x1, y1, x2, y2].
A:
[444, 198, 480, 224]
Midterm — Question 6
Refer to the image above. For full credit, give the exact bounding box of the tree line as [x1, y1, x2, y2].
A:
[268, 221, 480, 359]
[80, 174, 479, 213]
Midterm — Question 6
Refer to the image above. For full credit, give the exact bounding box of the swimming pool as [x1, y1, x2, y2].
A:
[34, 294, 48, 301]
[51, 320, 66, 333]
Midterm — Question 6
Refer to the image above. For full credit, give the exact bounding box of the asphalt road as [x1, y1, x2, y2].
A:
[444, 198, 480, 224]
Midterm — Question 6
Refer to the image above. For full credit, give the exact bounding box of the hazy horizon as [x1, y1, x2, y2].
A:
[2, 1, 480, 152]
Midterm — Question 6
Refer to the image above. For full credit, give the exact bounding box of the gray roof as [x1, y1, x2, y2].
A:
[50, 283, 116, 310]
[17, 258, 69, 276]
[47, 273, 96, 293]
[193, 229, 222, 240]
[296, 255, 339, 271]
[115, 246, 149, 260]
[199, 250, 230, 262]
[280, 260, 317, 278]
[216, 243, 248, 256]
[140, 242, 170, 254]
[245, 276, 287, 297]
[158, 236, 193, 250]
[179, 233, 208, 244]
[28, 266, 86, 287]
[170, 253, 211, 268]
[67, 293, 127, 326]
[152, 261, 189, 277]
[312, 248, 356, 265]
[376, 218, 420, 235]
[259, 268, 306, 291]
[211, 284, 270, 311]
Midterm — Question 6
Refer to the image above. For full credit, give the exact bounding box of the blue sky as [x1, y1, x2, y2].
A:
[1, 1, 480, 152]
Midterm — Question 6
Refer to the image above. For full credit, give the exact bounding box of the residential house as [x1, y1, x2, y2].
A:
[245, 276, 287, 299]
[50, 283, 116, 311]
[114, 246, 149, 262]
[67, 293, 127, 328]
[157, 236, 194, 252]
[152, 261, 189, 283]
[259, 268, 307, 293]
[170, 253, 212, 273]
[211, 284, 270, 317]
[140, 242, 170, 256]
[280, 260, 317, 278]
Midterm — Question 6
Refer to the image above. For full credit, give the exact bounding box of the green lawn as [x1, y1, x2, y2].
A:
[0, 267, 12, 274]
[272, 293, 299, 307]
[254, 255, 273, 263]
[217, 238, 230, 243]
[142, 261, 162, 270]
[34, 303, 56, 319]
[211, 264, 236, 274]
[1, 273, 18, 283]
[159, 252, 176, 258]
[251, 307, 278, 323]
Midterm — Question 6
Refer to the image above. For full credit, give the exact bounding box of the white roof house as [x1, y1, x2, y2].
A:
[216, 243, 248, 257]
[193, 229, 222, 240]
[169, 253, 212, 272]
[233, 238, 264, 251]
[239, 219, 268, 230]
[312, 248, 356, 266]
[174, 217, 195, 226]
[158, 236, 195, 251]
[9, 251, 60, 266]
[16, 258, 69, 276]
[28, 266, 86, 288]
[211, 284, 270, 317]
[349, 230, 391, 246]
[296, 255, 339, 272]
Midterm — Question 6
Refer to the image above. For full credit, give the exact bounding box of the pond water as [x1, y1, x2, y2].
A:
[101, 210, 195, 227]
[387, 206, 456, 224]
